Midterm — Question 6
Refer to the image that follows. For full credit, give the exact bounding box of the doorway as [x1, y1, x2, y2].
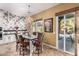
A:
[56, 12, 75, 55]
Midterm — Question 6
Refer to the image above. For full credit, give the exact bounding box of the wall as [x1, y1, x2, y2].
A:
[31, 3, 79, 47]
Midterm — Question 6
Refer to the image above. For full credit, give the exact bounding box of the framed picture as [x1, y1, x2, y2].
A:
[44, 18, 53, 32]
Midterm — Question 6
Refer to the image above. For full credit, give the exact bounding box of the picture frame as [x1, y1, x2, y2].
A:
[44, 18, 53, 32]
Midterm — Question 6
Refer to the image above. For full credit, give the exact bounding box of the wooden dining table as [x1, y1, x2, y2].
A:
[22, 34, 37, 56]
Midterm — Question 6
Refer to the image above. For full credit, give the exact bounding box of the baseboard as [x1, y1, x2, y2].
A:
[43, 42, 57, 49]
[43, 42, 74, 56]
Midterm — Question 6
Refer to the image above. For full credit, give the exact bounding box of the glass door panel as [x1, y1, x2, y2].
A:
[58, 16, 64, 50]
[65, 13, 75, 53]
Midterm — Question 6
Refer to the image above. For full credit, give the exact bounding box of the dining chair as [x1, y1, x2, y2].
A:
[19, 35, 29, 56]
[33, 32, 43, 56]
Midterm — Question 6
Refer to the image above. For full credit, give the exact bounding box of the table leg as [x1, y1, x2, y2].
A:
[30, 40, 33, 56]
[42, 43, 43, 51]
[41, 42, 43, 53]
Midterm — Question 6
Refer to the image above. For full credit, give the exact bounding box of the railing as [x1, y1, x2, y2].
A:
[3, 30, 27, 35]
[3, 30, 27, 32]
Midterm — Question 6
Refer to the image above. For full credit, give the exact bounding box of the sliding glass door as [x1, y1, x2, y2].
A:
[57, 12, 75, 55]
[58, 16, 64, 50]
[65, 13, 75, 53]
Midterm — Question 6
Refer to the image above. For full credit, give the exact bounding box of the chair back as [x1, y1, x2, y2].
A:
[18, 35, 29, 48]
[33, 32, 37, 35]
[15, 33, 19, 40]
[34, 33, 43, 46]
[18, 35, 25, 41]
[38, 33, 43, 41]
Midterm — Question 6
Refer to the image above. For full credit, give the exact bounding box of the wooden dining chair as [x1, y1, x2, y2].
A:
[33, 32, 43, 56]
[19, 35, 29, 56]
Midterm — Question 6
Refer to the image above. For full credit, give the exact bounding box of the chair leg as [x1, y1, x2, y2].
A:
[23, 48, 25, 56]
[19, 46, 21, 55]
[37, 48, 40, 56]
[40, 47, 42, 53]
[16, 44, 18, 51]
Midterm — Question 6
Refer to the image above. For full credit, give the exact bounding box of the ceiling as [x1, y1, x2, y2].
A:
[0, 3, 59, 16]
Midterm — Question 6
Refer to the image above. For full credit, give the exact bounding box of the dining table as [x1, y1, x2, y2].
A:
[22, 34, 37, 56]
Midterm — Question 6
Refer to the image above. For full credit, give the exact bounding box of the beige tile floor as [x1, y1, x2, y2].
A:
[77, 43, 79, 56]
[0, 42, 72, 56]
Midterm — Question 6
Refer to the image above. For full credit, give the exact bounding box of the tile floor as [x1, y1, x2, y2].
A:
[0, 42, 72, 56]
[77, 43, 79, 56]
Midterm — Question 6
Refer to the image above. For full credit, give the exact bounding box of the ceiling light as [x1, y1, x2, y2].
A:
[27, 4, 31, 16]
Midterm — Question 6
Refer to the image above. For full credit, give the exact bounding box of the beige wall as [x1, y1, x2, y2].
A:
[31, 3, 79, 47]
